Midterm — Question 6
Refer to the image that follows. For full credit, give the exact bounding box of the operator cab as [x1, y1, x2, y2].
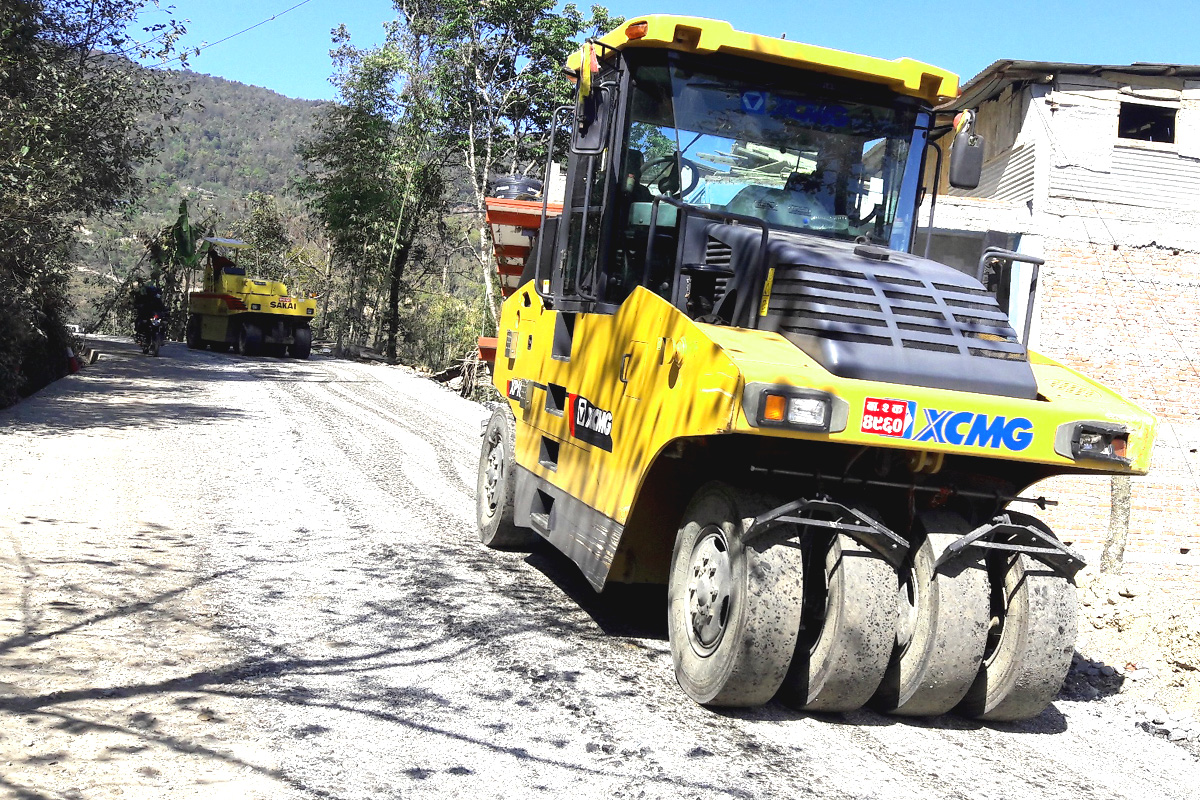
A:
[542, 46, 931, 323]
[534, 35, 1034, 401]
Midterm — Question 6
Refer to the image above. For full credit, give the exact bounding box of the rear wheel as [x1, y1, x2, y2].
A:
[667, 482, 805, 707]
[289, 326, 312, 359]
[211, 343, 231, 353]
[781, 524, 896, 712]
[956, 512, 1078, 721]
[237, 321, 262, 356]
[871, 511, 990, 716]
[186, 314, 202, 349]
[477, 406, 536, 549]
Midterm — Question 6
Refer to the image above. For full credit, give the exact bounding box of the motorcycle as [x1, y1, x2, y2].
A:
[137, 313, 167, 357]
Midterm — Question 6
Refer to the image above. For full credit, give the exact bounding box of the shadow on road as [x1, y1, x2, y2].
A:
[0, 337, 341, 435]
[523, 541, 668, 641]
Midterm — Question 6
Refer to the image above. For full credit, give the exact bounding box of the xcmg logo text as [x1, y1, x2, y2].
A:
[913, 409, 1033, 451]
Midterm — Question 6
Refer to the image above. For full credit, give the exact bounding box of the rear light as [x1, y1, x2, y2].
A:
[625, 21, 648, 39]
[743, 383, 848, 433]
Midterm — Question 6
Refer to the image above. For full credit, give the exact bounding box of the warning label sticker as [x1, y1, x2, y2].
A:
[860, 397, 916, 439]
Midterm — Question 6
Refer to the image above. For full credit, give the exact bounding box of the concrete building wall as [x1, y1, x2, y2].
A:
[920, 72, 1200, 586]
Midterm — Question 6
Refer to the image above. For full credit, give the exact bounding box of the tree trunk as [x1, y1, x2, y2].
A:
[385, 243, 412, 363]
[318, 256, 333, 339]
[1100, 475, 1132, 574]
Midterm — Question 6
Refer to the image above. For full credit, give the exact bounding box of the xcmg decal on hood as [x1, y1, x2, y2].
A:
[859, 397, 1033, 452]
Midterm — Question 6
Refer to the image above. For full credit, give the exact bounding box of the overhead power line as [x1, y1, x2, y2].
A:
[153, 0, 315, 68]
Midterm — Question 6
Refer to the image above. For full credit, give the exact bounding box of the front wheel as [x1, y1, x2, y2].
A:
[780, 522, 896, 712]
[871, 511, 990, 716]
[237, 321, 262, 356]
[667, 482, 805, 707]
[955, 512, 1078, 721]
[477, 406, 536, 549]
[150, 332, 163, 357]
[185, 314, 202, 350]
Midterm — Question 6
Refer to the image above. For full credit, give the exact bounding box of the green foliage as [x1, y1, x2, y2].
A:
[229, 192, 292, 281]
[296, 1, 621, 370]
[299, 19, 451, 360]
[398, 287, 487, 368]
[0, 0, 186, 404]
[413, 0, 622, 189]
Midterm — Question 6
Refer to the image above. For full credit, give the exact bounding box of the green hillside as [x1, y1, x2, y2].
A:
[142, 69, 324, 216]
[76, 68, 323, 286]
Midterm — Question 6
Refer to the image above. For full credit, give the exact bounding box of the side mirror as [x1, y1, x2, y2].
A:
[572, 84, 610, 155]
[948, 111, 985, 190]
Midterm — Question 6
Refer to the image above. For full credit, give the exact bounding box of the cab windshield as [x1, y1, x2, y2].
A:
[624, 54, 928, 250]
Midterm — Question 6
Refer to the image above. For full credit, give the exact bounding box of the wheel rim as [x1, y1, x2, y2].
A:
[686, 527, 733, 657]
[482, 433, 503, 519]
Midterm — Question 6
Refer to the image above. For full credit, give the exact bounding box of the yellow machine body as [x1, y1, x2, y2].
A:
[567, 14, 959, 106]
[485, 15, 1155, 591]
[478, 14, 1158, 719]
[186, 241, 316, 356]
[493, 285, 1154, 585]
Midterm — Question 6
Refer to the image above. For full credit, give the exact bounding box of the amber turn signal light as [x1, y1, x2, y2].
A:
[763, 394, 786, 422]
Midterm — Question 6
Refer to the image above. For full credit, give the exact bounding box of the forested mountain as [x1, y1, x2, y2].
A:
[141, 69, 324, 217]
[76, 68, 324, 283]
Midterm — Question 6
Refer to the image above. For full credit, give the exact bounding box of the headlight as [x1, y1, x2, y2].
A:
[743, 383, 848, 433]
[1054, 421, 1130, 464]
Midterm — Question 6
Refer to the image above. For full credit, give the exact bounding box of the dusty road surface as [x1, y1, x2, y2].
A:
[1, 337, 1198, 800]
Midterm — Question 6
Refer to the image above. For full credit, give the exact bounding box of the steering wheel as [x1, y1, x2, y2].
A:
[848, 202, 881, 232]
[642, 155, 700, 196]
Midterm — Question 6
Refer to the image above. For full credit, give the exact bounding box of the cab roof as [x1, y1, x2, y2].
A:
[568, 15, 958, 105]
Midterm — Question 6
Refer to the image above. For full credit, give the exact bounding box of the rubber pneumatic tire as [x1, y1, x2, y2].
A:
[290, 326, 312, 359]
[871, 511, 991, 716]
[667, 482, 805, 707]
[186, 314, 202, 350]
[781, 521, 897, 712]
[477, 406, 537, 550]
[238, 321, 263, 356]
[955, 511, 1079, 721]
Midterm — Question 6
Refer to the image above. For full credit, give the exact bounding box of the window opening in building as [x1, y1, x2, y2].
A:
[1117, 102, 1176, 143]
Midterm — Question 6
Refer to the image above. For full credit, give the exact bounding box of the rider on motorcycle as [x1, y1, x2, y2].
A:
[132, 283, 167, 341]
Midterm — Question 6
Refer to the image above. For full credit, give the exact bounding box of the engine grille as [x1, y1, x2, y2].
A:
[766, 262, 1026, 362]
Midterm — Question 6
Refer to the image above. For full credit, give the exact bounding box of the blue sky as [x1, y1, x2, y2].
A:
[154, 0, 1200, 101]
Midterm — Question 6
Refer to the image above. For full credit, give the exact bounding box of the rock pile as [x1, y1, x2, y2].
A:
[1133, 704, 1199, 743]
[1062, 570, 1200, 753]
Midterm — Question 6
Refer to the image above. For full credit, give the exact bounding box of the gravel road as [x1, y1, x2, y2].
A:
[1, 338, 1198, 799]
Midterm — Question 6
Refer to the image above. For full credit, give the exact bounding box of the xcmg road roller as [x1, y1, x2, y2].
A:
[475, 15, 1156, 720]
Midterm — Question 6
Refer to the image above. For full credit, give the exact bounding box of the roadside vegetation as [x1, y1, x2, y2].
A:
[0, 0, 616, 406]
[296, 0, 620, 363]
[0, 0, 187, 405]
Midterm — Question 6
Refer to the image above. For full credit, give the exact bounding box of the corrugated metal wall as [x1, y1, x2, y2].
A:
[948, 142, 1037, 203]
[1049, 144, 1200, 210]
